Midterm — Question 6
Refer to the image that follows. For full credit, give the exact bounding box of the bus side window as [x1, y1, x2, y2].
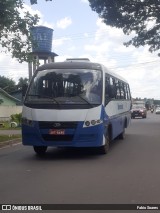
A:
[109, 85, 116, 99]
[124, 84, 128, 100]
[127, 84, 131, 100]
[105, 75, 116, 104]
[114, 79, 120, 99]
[119, 82, 125, 99]
[105, 76, 110, 100]
[124, 84, 129, 100]
[123, 84, 131, 100]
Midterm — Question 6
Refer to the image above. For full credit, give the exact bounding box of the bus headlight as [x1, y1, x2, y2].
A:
[84, 119, 102, 127]
[22, 118, 33, 127]
[91, 120, 96, 125]
[85, 121, 90, 127]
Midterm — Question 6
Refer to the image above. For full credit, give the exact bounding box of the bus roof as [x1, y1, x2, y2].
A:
[36, 61, 102, 71]
[36, 61, 128, 83]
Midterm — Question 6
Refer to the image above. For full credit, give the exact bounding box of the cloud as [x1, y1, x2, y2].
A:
[95, 19, 126, 43]
[20, 4, 42, 19]
[0, 54, 28, 83]
[68, 46, 76, 51]
[20, 4, 54, 29]
[84, 33, 89, 37]
[55, 55, 73, 62]
[52, 37, 71, 47]
[82, 18, 160, 99]
[56, 17, 72, 29]
[116, 53, 160, 99]
[81, 0, 89, 4]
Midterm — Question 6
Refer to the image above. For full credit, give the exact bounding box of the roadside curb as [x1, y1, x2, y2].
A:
[0, 138, 21, 149]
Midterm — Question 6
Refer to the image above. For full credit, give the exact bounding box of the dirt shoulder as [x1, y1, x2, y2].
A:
[0, 129, 22, 148]
[0, 138, 21, 148]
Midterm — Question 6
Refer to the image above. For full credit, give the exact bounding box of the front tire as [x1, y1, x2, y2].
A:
[99, 136, 110, 154]
[33, 146, 47, 156]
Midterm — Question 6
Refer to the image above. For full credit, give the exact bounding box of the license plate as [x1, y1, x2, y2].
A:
[49, 129, 65, 135]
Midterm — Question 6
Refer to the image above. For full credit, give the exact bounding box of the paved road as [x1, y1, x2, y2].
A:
[0, 112, 160, 213]
[0, 129, 21, 135]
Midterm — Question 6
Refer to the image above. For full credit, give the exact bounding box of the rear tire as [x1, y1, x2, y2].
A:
[33, 146, 47, 156]
[119, 129, 125, 140]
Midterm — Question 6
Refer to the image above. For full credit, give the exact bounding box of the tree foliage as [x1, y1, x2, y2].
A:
[0, 0, 54, 62]
[0, 76, 29, 93]
[17, 77, 29, 90]
[0, 76, 16, 93]
[30, 0, 52, 4]
[0, 0, 39, 62]
[88, 0, 160, 55]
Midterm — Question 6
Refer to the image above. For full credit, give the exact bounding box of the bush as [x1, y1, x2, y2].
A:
[10, 113, 22, 126]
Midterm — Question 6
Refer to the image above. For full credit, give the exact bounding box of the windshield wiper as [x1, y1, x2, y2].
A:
[77, 95, 93, 107]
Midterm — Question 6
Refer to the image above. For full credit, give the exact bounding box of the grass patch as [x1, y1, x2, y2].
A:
[0, 135, 22, 143]
[0, 127, 21, 130]
[0, 121, 21, 130]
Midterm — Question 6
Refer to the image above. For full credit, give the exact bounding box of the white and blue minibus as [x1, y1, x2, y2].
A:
[22, 59, 131, 155]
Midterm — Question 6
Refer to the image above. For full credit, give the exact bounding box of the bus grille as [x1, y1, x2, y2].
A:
[39, 121, 78, 129]
[42, 134, 74, 141]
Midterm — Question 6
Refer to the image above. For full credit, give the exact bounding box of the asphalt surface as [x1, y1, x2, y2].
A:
[0, 129, 21, 135]
[0, 112, 160, 213]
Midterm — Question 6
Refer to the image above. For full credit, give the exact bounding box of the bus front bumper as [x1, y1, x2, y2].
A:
[22, 122, 104, 148]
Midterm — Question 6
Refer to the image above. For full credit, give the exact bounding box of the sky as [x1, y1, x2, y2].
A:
[0, 0, 160, 99]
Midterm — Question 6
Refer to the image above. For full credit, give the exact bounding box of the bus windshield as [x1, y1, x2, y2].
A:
[25, 69, 102, 109]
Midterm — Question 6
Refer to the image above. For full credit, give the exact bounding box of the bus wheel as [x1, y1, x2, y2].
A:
[99, 136, 110, 154]
[33, 146, 47, 156]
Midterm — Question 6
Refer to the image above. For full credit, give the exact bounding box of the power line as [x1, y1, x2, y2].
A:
[1, 59, 159, 80]
[108, 60, 160, 70]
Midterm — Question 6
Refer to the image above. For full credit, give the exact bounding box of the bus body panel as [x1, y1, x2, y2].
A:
[105, 100, 131, 139]
[22, 101, 131, 148]
[22, 105, 102, 122]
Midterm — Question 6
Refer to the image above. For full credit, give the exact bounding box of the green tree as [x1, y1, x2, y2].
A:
[30, 0, 52, 4]
[0, 99, 3, 105]
[17, 77, 29, 90]
[0, 0, 39, 62]
[0, 75, 16, 93]
[88, 0, 160, 55]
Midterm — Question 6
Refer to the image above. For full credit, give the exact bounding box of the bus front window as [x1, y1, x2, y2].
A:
[25, 69, 102, 109]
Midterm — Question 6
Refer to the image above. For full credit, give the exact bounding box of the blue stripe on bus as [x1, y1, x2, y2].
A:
[22, 121, 104, 147]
